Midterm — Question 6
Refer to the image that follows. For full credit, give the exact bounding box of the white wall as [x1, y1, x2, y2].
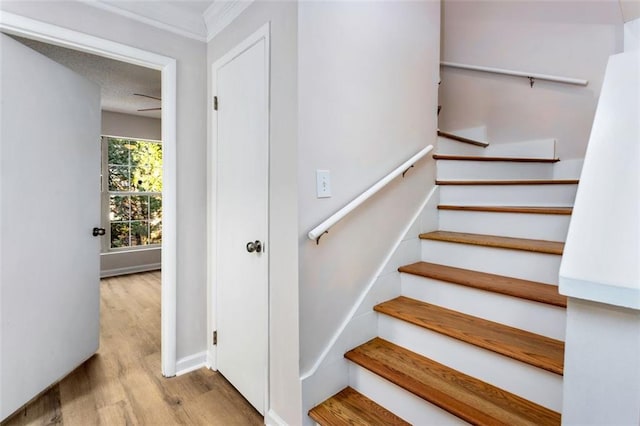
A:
[439, 0, 623, 160]
[562, 298, 640, 424]
[298, 0, 440, 377]
[206, 2, 301, 424]
[0, 1, 208, 361]
[102, 110, 161, 141]
[101, 111, 162, 277]
[625, 18, 640, 51]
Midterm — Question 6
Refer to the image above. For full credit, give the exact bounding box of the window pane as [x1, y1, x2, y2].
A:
[111, 223, 130, 248]
[130, 221, 149, 246]
[109, 196, 130, 221]
[150, 196, 162, 221]
[130, 141, 162, 192]
[150, 222, 162, 244]
[108, 138, 130, 165]
[130, 196, 149, 220]
[108, 166, 129, 191]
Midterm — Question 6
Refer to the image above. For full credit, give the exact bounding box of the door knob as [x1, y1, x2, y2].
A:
[92, 227, 106, 237]
[246, 240, 263, 253]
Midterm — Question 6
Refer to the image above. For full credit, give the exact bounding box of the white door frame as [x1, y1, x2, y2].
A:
[207, 22, 270, 408]
[0, 12, 179, 377]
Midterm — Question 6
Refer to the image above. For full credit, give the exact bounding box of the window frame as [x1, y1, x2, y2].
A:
[101, 135, 163, 253]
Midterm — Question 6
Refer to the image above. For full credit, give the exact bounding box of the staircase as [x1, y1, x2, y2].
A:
[309, 132, 576, 425]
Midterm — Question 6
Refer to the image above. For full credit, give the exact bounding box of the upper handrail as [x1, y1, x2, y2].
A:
[308, 144, 434, 244]
[441, 61, 588, 88]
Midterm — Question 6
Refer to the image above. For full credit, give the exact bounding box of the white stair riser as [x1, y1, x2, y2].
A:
[349, 362, 469, 425]
[378, 316, 563, 412]
[439, 184, 577, 206]
[439, 210, 571, 241]
[437, 160, 554, 180]
[421, 240, 561, 284]
[400, 274, 566, 340]
[447, 125, 488, 141]
[436, 137, 556, 158]
[437, 137, 487, 156]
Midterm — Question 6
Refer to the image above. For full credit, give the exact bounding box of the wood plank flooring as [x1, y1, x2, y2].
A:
[345, 338, 561, 425]
[375, 297, 564, 375]
[2, 271, 262, 426]
[420, 231, 565, 255]
[308, 387, 410, 426]
[399, 261, 567, 307]
[437, 205, 573, 215]
[436, 179, 579, 185]
[433, 154, 560, 163]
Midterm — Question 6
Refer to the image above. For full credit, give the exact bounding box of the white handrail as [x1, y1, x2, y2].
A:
[441, 61, 588, 87]
[308, 145, 434, 243]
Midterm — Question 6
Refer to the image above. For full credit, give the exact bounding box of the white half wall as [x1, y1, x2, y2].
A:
[439, 0, 624, 160]
[0, 0, 208, 362]
[559, 50, 640, 309]
[298, 0, 440, 378]
[207, 2, 301, 424]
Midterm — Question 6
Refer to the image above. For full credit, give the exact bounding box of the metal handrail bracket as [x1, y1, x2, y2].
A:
[308, 144, 434, 244]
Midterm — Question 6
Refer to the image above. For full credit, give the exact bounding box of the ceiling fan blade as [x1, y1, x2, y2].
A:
[133, 93, 161, 101]
[137, 108, 162, 111]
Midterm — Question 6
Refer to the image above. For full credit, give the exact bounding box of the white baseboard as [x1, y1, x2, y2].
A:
[175, 351, 207, 376]
[265, 409, 288, 426]
[206, 348, 217, 370]
[100, 263, 161, 278]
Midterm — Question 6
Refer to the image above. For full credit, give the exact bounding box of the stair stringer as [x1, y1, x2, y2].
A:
[301, 186, 440, 425]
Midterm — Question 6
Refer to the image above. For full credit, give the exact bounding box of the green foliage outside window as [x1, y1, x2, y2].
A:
[106, 138, 162, 249]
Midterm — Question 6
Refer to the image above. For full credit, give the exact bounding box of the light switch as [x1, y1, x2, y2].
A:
[316, 170, 331, 198]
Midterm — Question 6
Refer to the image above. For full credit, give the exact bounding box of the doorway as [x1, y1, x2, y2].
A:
[209, 23, 270, 414]
[0, 12, 178, 378]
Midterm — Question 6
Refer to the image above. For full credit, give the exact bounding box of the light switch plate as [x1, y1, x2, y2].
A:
[316, 170, 331, 198]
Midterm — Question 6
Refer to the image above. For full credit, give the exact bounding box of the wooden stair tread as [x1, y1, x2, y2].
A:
[433, 154, 560, 163]
[438, 205, 573, 215]
[309, 387, 410, 426]
[419, 231, 564, 255]
[346, 338, 561, 425]
[437, 130, 489, 147]
[436, 179, 579, 185]
[374, 297, 564, 375]
[398, 261, 567, 307]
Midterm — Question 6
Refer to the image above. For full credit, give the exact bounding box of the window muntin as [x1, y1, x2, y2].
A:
[104, 137, 162, 250]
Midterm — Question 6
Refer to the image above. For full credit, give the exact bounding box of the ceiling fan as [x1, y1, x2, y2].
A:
[134, 93, 161, 112]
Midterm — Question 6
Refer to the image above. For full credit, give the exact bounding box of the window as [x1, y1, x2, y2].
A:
[102, 137, 162, 250]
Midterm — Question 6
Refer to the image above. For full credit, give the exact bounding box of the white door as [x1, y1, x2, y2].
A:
[214, 29, 269, 414]
[0, 34, 101, 420]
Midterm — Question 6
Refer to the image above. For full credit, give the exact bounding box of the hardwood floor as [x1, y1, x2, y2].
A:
[2, 271, 263, 426]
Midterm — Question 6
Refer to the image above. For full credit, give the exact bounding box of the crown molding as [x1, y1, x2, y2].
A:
[204, 0, 254, 42]
[80, 0, 207, 42]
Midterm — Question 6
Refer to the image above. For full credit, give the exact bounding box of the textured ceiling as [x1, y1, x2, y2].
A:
[12, 35, 162, 119]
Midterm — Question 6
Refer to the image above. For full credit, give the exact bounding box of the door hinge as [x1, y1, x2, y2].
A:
[213, 330, 217, 345]
[213, 96, 218, 111]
